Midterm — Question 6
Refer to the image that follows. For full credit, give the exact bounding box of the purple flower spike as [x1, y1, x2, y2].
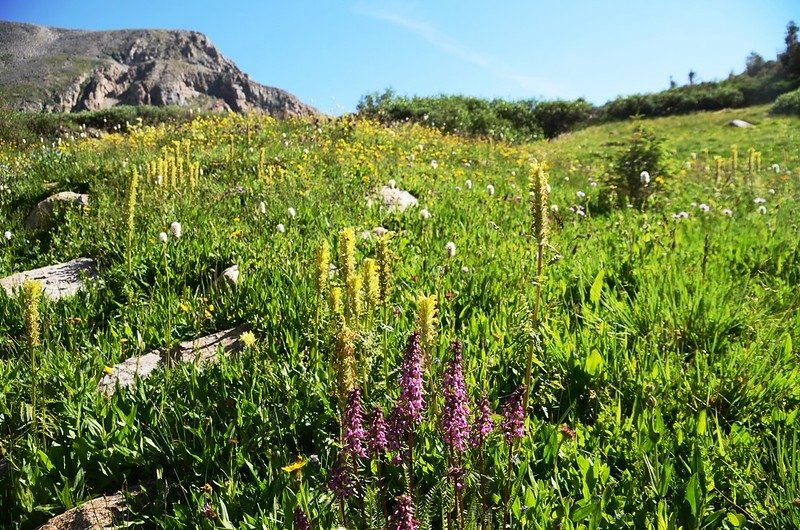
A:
[293, 507, 312, 530]
[343, 388, 367, 458]
[369, 405, 387, 456]
[471, 393, 495, 448]
[440, 340, 470, 453]
[327, 454, 356, 499]
[389, 494, 419, 530]
[398, 332, 425, 423]
[501, 385, 526, 444]
[387, 404, 409, 464]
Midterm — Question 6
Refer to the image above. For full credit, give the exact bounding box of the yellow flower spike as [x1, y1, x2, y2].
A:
[337, 227, 356, 283]
[415, 294, 437, 355]
[363, 258, 380, 309]
[23, 280, 42, 349]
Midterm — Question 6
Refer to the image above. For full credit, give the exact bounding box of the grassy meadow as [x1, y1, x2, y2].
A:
[0, 105, 798, 529]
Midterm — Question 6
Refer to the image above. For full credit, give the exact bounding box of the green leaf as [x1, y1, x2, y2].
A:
[590, 269, 606, 304]
[685, 473, 700, 516]
[726, 512, 746, 527]
[696, 409, 707, 436]
[585, 349, 604, 377]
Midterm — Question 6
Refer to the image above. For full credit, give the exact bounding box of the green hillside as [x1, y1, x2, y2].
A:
[0, 106, 798, 529]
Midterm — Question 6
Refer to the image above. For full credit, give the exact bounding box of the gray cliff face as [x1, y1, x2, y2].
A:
[0, 21, 318, 117]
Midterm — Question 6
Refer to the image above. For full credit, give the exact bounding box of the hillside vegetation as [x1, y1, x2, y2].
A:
[0, 105, 798, 529]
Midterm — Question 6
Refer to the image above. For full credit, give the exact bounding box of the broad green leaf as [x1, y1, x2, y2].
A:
[590, 269, 605, 304]
[585, 349, 604, 376]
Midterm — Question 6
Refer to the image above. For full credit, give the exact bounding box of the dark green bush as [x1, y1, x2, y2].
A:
[531, 99, 593, 138]
[771, 87, 800, 115]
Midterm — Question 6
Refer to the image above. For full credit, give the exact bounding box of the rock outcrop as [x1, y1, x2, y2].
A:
[0, 21, 317, 117]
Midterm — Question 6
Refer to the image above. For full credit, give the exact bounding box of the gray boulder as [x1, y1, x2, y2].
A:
[728, 119, 753, 128]
[25, 191, 88, 229]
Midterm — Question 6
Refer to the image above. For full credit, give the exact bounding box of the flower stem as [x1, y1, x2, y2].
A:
[522, 241, 544, 417]
[502, 441, 515, 529]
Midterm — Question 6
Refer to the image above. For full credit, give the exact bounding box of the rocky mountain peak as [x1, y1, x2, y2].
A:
[0, 20, 318, 117]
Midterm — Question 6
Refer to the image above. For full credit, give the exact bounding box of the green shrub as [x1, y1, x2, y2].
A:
[771, 86, 800, 115]
[531, 99, 593, 138]
[610, 121, 668, 208]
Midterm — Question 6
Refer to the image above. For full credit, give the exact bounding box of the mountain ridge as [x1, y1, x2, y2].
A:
[0, 20, 318, 117]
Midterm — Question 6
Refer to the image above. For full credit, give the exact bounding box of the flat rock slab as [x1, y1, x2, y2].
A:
[98, 325, 248, 396]
[728, 119, 753, 128]
[0, 258, 97, 301]
[38, 488, 139, 530]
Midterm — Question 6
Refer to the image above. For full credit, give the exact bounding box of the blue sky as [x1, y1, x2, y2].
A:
[1, 1, 796, 114]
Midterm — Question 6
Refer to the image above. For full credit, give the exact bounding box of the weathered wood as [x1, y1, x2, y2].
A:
[0, 258, 97, 301]
[98, 325, 247, 396]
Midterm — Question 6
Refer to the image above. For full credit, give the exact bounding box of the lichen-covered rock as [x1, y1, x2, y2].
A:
[217, 264, 239, 288]
[370, 186, 418, 213]
[38, 488, 140, 530]
[98, 325, 247, 396]
[0, 257, 97, 301]
[25, 191, 88, 230]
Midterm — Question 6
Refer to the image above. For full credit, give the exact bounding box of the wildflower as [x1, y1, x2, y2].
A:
[576, 210, 586, 217]
[691, 152, 697, 160]
[430, 160, 438, 169]
[158, 232, 168, 244]
[440, 340, 470, 453]
[345, 273, 362, 322]
[530, 162, 549, 243]
[501, 385, 526, 443]
[363, 258, 380, 308]
[338, 227, 356, 281]
[590, 181, 597, 187]
[550, 204, 558, 212]
[415, 295, 437, 357]
[294, 508, 312, 530]
[758, 205, 767, 215]
[448, 465, 465, 493]
[288, 207, 297, 218]
[387, 403, 409, 460]
[445, 241, 456, 258]
[314, 240, 330, 296]
[201, 502, 217, 519]
[768, 188, 775, 194]
[258, 201, 267, 214]
[360, 230, 371, 240]
[722, 208, 733, 217]
[576, 190, 586, 199]
[240, 331, 256, 348]
[3, 231, 11, 241]
[754, 197, 766, 204]
[389, 494, 419, 530]
[398, 332, 425, 423]
[461, 266, 469, 274]
[698, 203, 710, 212]
[419, 208, 431, 220]
[559, 423, 576, 440]
[471, 393, 495, 447]
[169, 221, 182, 238]
[156, 174, 164, 186]
[388, 179, 396, 189]
[771, 163, 780, 173]
[368, 405, 387, 456]
[276, 223, 286, 233]
[282, 457, 307, 473]
[486, 184, 495, 195]
[327, 455, 356, 500]
[640, 171, 651, 186]
[103, 365, 114, 375]
[343, 388, 367, 458]
[465, 179, 472, 189]
[23, 280, 42, 349]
